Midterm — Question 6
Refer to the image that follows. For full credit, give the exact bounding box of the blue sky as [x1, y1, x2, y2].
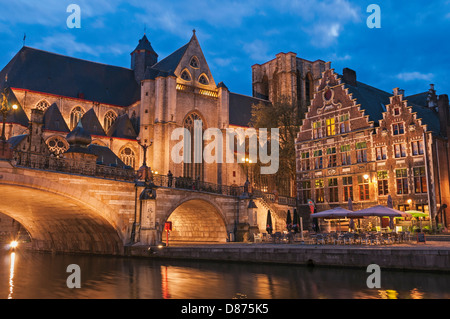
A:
[0, 0, 449, 98]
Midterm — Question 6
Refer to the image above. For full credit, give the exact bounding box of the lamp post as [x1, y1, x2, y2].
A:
[1, 87, 18, 141]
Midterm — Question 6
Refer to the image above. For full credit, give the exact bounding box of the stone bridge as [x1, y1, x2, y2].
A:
[0, 160, 295, 255]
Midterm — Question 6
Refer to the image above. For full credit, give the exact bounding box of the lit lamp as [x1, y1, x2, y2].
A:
[363, 174, 370, 181]
[407, 199, 412, 208]
[1, 87, 18, 141]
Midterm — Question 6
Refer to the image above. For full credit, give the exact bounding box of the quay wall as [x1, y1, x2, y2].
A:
[126, 244, 450, 272]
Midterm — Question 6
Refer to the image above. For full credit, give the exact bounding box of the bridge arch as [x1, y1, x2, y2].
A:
[164, 197, 229, 243]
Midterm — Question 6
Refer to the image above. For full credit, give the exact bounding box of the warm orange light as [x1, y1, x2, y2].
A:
[12, 104, 18, 110]
[10, 241, 18, 249]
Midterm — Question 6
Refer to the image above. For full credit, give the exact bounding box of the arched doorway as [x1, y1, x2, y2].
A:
[165, 199, 228, 244]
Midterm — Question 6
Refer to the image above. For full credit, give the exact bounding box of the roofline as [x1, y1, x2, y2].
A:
[11, 88, 138, 109]
[229, 91, 271, 104]
[20, 46, 133, 72]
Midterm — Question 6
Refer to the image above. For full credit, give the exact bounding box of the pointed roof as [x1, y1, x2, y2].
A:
[88, 144, 128, 168]
[3, 87, 29, 127]
[152, 43, 190, 73]
[132, 34, 158, 57]
[106, 113, 138, 140]
[81, 108, 106, 136]
[43, 103, 70, 133]
[0, 46, 140, 107]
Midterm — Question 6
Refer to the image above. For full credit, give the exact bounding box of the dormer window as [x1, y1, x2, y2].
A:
[181, 70, 191, 81]
[198, 74, 209, 85]
[190, 56, 199, 68]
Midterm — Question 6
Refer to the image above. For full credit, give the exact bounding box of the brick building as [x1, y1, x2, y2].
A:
[296, 67, 450, 230]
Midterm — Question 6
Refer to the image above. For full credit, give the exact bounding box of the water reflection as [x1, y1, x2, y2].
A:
[0, 251, 449, 299]
[8, 252, 15, 299]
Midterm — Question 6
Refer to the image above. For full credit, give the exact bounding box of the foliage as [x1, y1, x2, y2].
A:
[249, 96, 301, 194]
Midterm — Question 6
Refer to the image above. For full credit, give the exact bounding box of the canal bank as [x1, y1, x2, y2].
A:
[125, 242, 450, 272]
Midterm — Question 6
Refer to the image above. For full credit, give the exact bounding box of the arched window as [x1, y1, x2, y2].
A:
[190, 56, 199, 68]
[184, 112, 204, 181]
[70, 106, 85, 130]
[120, 147, 136, 169]
[198, 74, 209, 85]
[261, 74, 269, 100]
[46, 136, 69, 156]
[36, 100, 50, 111]
[103, 111, 117, 132]
[181, 69, 192, 81]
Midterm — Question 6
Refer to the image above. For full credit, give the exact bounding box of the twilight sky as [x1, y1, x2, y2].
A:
[0, 0, 449, 98]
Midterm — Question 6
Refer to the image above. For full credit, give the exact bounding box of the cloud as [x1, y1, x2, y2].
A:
[243, 40, 271, 62]
[397, 72, 434, 82]
[34, 33, 132, 58]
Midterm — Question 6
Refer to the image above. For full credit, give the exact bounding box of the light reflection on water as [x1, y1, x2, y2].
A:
[1, 250, 449, 299]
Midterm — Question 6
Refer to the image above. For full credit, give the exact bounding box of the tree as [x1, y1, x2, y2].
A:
[249, 96, 301, 196]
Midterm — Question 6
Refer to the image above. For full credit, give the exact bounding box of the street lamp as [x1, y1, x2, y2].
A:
[1, 87, 18, 141]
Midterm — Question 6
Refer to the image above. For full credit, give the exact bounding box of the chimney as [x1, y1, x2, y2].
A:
[427, 84, 438, 110]
[342, 68, 357, 86]
[438, 94, 450, 137]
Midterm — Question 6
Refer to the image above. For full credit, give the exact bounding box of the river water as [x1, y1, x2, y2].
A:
[1, 249, 449, 299]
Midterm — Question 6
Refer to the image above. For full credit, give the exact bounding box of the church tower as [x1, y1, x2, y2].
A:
[131, 34, 158, 83]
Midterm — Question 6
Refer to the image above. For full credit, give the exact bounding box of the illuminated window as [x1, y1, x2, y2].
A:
[103, 111, 117, 132]
[315, 179, 324, 203]
[120, 147, 136, 169]
[358, 175, 370, 201]
[343, 176, 353, 201]
[413, 167, 427, 194]
[328, 178, 339, 203]
[339, 114, 350, 133]
[70, 106, 85, 130]
[377, 171, 389, 196]
[314, 150, 323, 169]
[301, 152, 310, 171]
[356, 142, 367, 163]
[327, 147, 337, 168]
[341, 145, 351, 166]
[396, 169, 409, 195]
[312, 121, 322, 139]
[46, 136, 68, 156]
[184, 112, 204, 181]
[36, 100, 50, 111]
[326, 118, 336, 136]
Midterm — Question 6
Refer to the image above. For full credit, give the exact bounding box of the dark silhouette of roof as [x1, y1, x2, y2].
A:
[43, 103, 70, 133]
[81, 108, 106, 136]
[88, 144, 129, 168]
[4, 88, 29, 127]
[152, 43, 190, 73]
[106, 113, 138, 140]
[229, 92, 270, 127]
[132, 35, 158, 57]
[0, 46, 140, 107]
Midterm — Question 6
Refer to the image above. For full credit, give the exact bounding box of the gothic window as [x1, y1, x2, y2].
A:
[120, 147, 136, 169]
[183, 112, 204, 181]
[305, 73, 313, 106]
[36, 100, 50, 111]
[181, 69, 192, 81]
[46, 136, 69, 156]
[190, 56, 199, 68]
[70, 106, 85, 130]
[103, 111, 117, 132]
[198, 74, 209, 85]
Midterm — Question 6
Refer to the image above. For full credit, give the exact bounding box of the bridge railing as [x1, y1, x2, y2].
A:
[9, 150, 297, 204]
[11, 151, 137, 182]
